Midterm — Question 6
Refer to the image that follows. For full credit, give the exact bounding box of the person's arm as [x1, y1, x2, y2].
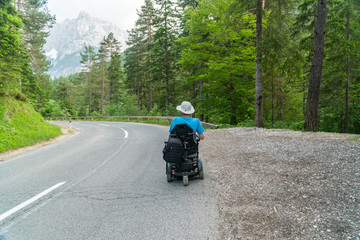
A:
[199, 133, 205, 140]
[197, 119, 205, 140]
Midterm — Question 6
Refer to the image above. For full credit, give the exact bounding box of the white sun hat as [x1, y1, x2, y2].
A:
[176, 101, 195, 114]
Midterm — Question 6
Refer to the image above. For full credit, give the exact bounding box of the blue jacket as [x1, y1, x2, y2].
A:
[169, 117, 204, 135]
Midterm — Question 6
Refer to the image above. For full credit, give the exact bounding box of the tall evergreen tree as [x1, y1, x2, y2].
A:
[98, 37, 108, 115]
[153, 0, 181, 114]
[108, 51, 124, 106]
[80, 46, 96, 116]
[179, 0, 256, 124]
[124, 28, 147, 111]
[262, 0, 304, 127]
[136, 0, 156, 111]
[318, 0, 360, 133]
[305, 0, 327, 131]
[0, 0, 26, 96]
[19, 0, 55, 109]
[255, 0, 265, 127]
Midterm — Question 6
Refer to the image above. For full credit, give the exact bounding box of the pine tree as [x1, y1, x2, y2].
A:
[255, 0, 265, 127]
[124, 28, 147, 111]
[305, 0, 327, 132]
[262, 0, 304, 128]
[98, 37, 108, 115]
[106, 33, 122, 105]
[108, 51, 124, 106]
[153, 0, 181, 114]
[179, 0, 256, 124]
[80, 46, 96, 116]
[318, 0, 360, 133]
[19, 0, 55, 109]
[0, 0, 31, 97]
[136, 0, 156, 111]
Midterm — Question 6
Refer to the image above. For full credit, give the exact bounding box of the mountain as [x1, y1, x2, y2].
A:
[45, 11, 128, 79]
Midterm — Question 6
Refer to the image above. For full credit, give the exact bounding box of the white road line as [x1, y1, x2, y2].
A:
[97, 123, 128, 139]
[0, 182, 66, 222]
[117, 127, 128, 139]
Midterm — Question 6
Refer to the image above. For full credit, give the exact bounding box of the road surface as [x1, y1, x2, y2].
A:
[0, 121, 219, 239]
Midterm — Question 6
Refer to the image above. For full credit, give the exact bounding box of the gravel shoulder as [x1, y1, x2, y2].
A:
[200, 127, 360, 240]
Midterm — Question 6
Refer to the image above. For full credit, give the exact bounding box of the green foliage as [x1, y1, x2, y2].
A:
[41, 0, 360, 135]
[106, 102, 137, 116]
[90, 111, 101, 117]
[19, 0, 55, 110]
[0, 97, 61, 153]
[0, 2, 27, 97]
[179, 0, 256, 125]
[39, 99, 65, 117]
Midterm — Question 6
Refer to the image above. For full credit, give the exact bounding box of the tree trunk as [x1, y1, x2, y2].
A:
[88, 69, 92, 116]
[255, 0, 264, 127]
[277, 77, 283, 121]
[277, 0, 283, 121]
[271, 77, 274, 126]
[148, 16, 153, 112]
[101, 56, 105, 115]
[305, 0, 327, 132]
[345, 0, 350, 133]
[166, 76, 169, 115]
[109, 61, 112, 105]
[199, 79, 204, 121]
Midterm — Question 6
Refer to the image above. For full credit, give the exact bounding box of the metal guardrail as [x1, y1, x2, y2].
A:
[46, 116, 219, 129]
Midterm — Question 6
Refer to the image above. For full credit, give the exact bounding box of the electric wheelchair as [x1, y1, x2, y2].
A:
[163, 123, 204, 186]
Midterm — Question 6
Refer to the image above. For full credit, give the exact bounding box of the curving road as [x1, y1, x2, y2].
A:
[0, 121, 219, 240]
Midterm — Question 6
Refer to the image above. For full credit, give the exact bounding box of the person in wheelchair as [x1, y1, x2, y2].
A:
[169, 101, 205, 140]
[164, 101, 205, 186]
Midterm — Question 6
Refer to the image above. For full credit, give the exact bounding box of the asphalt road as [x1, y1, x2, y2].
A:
[0, 121, 219, 240]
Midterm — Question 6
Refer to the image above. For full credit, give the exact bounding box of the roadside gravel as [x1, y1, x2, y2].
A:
[200, 127, 360, 240]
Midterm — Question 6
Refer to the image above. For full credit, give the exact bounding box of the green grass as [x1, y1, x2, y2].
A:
[348, 136, 360, 141]
[0, 97, 62, 153]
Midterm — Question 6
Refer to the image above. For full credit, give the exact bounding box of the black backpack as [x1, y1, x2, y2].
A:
[163, 136, 183, 163]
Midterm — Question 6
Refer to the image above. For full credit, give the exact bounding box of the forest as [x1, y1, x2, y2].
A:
[1, 0, 359, 133]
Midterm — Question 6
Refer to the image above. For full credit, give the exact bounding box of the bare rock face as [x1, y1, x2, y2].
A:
[45, 11, 127, 79]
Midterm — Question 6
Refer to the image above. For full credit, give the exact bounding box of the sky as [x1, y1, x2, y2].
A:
[46, 0, 145, 31]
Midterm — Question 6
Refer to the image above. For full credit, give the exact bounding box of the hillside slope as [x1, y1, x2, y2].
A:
[0, 97, 62, 153]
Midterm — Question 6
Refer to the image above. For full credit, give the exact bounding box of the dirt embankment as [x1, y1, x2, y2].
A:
[201, 128, 360, 240]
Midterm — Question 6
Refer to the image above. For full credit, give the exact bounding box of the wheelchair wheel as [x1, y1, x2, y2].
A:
[167, 173, 172, 182]
[166, 162, 173, 182]
[199, 169, 204, 179]
[183, 176, 189, 186]
[198, 159, 204, 179]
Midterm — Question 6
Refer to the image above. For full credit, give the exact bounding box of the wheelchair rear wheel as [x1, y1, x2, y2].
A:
[166, 162, 173, 182]
[183, 176, 189, 186]
[198, 159, 204, 179]
[167, 173, 172, 182]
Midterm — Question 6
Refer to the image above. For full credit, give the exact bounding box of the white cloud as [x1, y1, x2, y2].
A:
[46, 0, 144, 31]
[45, 49, 58, 59]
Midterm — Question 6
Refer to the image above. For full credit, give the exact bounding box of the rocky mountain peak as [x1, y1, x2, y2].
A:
[78, 11, 91, 19]
[45, 12, 127, 79]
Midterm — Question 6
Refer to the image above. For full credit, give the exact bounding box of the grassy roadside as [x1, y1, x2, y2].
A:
[0, 97, 62, 153]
